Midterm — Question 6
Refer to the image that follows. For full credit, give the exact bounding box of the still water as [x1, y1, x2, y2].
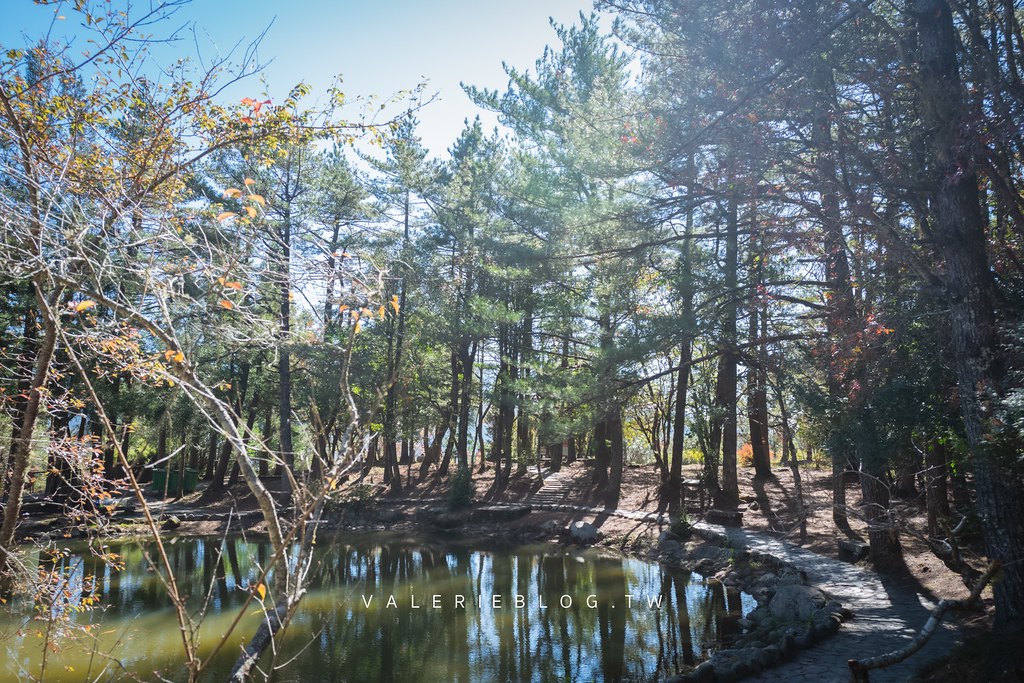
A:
[0, 533, 754, 682]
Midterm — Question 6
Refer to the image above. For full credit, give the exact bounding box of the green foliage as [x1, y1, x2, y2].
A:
[670, 512, 691, 538]
[448, 466, 474, 510]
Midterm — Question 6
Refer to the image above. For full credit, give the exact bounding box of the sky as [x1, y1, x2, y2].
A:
[0, 0, 603, 157]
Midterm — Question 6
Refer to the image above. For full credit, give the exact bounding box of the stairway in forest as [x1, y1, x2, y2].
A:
[528, 469, 576, 507]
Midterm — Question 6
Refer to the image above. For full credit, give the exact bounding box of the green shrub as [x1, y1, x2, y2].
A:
[449, 466, 474, 509]
[336, 483, 373, 512]
[670, 511, 692, 538]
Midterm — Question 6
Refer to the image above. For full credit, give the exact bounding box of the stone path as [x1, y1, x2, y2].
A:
[694, 522, 963, 683]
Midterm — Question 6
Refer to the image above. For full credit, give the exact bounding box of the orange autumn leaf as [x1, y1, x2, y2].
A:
[75, 300, 97, 313]
[247, 194, 266, 207]
[223, 188, 243, 199]
[218, 299, 234, 310]
[216, 211, 236, 223]
[243, 178, 256, 186]
[245, 206, 258, 218]
[224, 281, 243, 290]
[390, 295, 400, 313]
[256, 583, 266, 601]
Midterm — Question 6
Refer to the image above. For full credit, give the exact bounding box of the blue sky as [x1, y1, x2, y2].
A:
[0, 0, 601, 156]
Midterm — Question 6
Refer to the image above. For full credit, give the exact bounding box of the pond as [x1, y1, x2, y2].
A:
[0, 533, 755, 682]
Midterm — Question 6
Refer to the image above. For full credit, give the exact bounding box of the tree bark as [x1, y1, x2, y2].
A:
[915, 0, 1024, 627]
[0, 285, 59, 580]
[812, 50, 858, 536]
[720, 195, 740, 503]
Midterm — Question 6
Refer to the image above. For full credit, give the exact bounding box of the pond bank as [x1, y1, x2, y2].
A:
[18, 490, 961, 682]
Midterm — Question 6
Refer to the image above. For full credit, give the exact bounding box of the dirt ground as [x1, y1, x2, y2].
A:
[349, 458, 980, 601]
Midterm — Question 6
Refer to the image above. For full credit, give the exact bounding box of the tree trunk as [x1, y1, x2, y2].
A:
[204, 431, 218, 480]
[209, 361, 250, 496]
[915, 0, 1024, 628]
[667, 344, 691, 513]
[278, 206, 295, 495]
[516, 305, 533, 465]
[812, 50, 858, 536]
[456, 338, 477, 471]
[720, 195, 740, 503]
[604, 409, 624, 507]
[2, 286, 37, 501]
[747, 291, 771, 479]
[0, 286, 59, 581]
[858, 410, 902, 567]
[667, 167, 696, 513]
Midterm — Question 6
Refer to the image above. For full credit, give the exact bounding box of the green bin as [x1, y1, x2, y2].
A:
[150, 467, 169, 495]
[183, 468, 199, 493]
[151, 468, 200, 495]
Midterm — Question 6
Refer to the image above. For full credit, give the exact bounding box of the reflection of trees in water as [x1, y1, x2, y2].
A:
[597, 557, 626, 682]
[12, 537, 750, 682]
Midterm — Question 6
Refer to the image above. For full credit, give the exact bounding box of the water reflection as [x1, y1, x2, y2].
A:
[0, 534, 755, 682]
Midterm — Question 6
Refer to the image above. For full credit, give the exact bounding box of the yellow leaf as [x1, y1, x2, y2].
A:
[216, 212, 236, 223]
[390, 295, 400, 313]
[256, 583, 266, 601]
[378, 305, 385, 320]
[248, 194, 266, 207]
[223, 188, 243, 198]
[243, 178, 256, 186]
[219, 300, 234, 310]
[354, 320, 362, 334]
[75, 300, 97, 313]
[245, 206, 258, 218]
[172, 351, 184, 364]
[338, 304, 349, 313]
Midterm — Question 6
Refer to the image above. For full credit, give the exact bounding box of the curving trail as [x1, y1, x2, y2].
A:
[381, 468, 968, 683]
[696, 521, 963, 683]
[527, 471, 967, 682]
